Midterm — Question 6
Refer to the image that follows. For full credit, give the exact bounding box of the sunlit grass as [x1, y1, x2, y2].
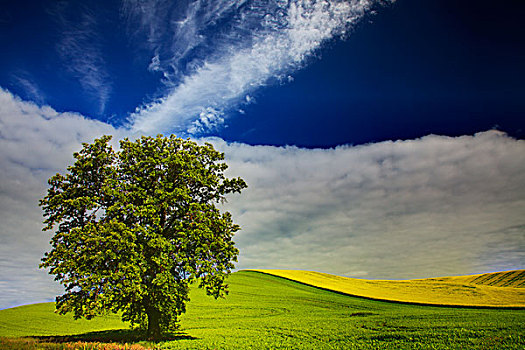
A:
[252, 269, 525, 307]
[0, 302, 127, 337]
[1, 271, 524, 349]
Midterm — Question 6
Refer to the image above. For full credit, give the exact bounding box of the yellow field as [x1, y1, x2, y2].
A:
[250, 269, 525, 307]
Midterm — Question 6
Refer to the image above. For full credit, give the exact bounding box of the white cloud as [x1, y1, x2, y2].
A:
[148, 54, 161, 72]
[210, 131, 525, 279]
[126, 0, 384, 134]
[188, 107, 225, 134]
[0, 88, 120, 309]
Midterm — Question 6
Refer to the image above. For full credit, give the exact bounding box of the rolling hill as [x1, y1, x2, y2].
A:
[1, 271, 524, 349]
[250, 269, 525, 307]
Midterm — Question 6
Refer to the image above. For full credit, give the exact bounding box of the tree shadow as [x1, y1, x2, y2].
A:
[33, 328, 197, 344]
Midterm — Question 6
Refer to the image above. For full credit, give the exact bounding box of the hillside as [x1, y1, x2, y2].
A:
[251, 269, 525, 307]
[1, 271, 524, 349]
[432, 269, 525, 288]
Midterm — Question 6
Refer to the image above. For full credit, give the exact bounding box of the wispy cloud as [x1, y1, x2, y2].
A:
[125, 0, 386, 134]
[10, 71, 45, 104]
[121, 0, 246, 78]
[50, 2, 111, 115]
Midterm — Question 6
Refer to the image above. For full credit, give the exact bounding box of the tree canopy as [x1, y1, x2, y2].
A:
[39, 135, 247, 339]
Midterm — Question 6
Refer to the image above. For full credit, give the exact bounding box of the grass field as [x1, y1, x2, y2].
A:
[1, 271, 524, 349]
[251, 269, 525, 307]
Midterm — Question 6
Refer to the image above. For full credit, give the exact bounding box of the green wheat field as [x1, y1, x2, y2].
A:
[1, 270, 524, 349]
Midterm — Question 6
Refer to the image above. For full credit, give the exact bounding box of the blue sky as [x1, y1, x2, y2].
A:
[0, 0, 524, 309]
[3, 0, 524, 145]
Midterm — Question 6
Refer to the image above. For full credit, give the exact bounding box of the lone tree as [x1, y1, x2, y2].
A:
[40, 135, 246, 339]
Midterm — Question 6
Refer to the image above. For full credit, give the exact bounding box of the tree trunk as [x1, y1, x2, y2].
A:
[147, 307, 162, 340]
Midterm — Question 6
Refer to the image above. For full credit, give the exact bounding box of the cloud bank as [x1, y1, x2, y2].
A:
[125, 0, 384, 134]
[213, 132, 525, 279]
[0, 89, 118, 309]
[1, 89, 523, 308]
